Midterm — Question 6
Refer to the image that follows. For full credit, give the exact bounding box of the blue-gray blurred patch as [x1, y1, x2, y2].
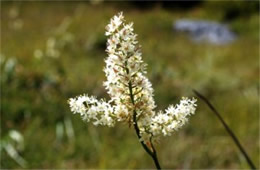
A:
[174, 20, 236, 44]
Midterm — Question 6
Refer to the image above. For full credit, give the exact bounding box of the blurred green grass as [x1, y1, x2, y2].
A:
[1, 1, 259, 169]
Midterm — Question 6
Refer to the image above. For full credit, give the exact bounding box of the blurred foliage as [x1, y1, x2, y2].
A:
[0, 130, 26, 168]
[1, 1, 259, 169]
[204, 1, 259, 20]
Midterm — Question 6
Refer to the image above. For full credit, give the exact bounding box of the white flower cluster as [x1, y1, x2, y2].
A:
[149, 97, 197, 137]
[68, 95, 115, 127]
[68, 12, 197, 142]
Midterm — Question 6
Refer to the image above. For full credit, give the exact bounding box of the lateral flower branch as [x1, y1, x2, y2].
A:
[68, 12, 197, 169]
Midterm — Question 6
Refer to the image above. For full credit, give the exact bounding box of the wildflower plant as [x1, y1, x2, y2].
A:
[68, 12, 197, 169]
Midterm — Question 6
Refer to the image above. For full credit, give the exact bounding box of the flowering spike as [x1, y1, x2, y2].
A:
[68, 12, 197, 143]
[68, 95, 115, 127]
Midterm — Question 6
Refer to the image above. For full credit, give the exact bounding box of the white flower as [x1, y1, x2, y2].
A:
[148, 97, 197, 138]
[68, 95, 115, 127]
[114, 104, 130, 121]
[68, 12, 197, 143]
[105, 12, 124, 36]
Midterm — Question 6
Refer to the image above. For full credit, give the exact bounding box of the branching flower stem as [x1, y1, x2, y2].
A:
[128, 81, 161, 170]
[68, 12, 197, 169]
[193, 89, 256, 169]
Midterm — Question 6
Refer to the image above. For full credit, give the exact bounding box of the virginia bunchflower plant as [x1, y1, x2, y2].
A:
[68, 12, 197, 169]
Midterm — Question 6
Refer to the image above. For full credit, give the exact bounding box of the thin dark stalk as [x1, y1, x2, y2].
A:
[133, 110, 153, 157]
[150, 137, 161, 169]
[128, 81, 161, 170]
[133, 110, 161, 170]
[193, 89, 256, 169]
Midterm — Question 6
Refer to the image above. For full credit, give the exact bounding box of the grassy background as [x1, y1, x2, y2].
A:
[1, 1, 259, 169]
